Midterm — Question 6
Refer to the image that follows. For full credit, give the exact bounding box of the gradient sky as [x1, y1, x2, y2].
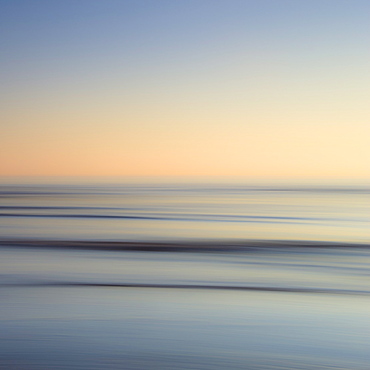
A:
[1, 0, 370, 179]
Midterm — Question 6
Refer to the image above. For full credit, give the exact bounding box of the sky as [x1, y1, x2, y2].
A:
[1, 0, 370, 180]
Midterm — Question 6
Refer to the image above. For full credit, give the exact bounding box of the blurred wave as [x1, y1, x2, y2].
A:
[1, 181, 370, 369]
[0, 182, 369, 243]
[3, 281, 370, 296]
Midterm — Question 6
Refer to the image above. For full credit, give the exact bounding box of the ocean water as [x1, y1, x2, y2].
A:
[1, 180, 370, 369]
[0, 181, 369, 243]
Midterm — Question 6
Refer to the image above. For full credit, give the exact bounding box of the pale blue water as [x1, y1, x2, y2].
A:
[0, 182, 369, 243]
[1, 181, 370, 369]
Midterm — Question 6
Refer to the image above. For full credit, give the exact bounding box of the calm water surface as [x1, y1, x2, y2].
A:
[0, 182, 369, 243]
[1, 181, 369, 369]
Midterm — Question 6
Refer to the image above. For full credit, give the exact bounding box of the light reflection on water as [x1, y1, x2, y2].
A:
[1, 181, 370, 369]
[1, 247, 370, 369]
[0, 182, 369, 243]
[2, 286, 370, 369]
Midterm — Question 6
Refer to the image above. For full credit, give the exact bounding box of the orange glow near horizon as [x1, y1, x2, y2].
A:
[1, 1, 370, 181]
[1, 113, 369, 179]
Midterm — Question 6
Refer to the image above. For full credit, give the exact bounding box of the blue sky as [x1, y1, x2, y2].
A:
[1, 0, 370, 179]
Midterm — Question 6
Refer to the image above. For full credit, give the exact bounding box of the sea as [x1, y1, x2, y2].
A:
[0, 179, 369, 369]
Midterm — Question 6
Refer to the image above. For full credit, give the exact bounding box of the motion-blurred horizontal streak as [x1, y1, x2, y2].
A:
[1, 238, 368, 252]
[0, 212, 360, 224]
[2, 281, 369, 296]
